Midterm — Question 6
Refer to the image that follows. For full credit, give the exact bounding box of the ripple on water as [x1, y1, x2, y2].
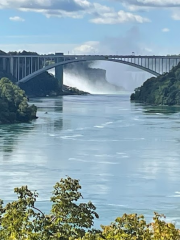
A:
[94, 121, 114, 129]
[68, 158, 120, 165]
[60, 134, 83, 139]
[108, 204, 128, 208]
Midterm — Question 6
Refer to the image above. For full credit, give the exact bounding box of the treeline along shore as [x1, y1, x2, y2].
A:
[131, 62, 180, 106]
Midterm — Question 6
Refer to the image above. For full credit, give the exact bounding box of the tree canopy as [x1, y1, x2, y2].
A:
[0, 176, 180, 240]
[0, 77, 37, 124]
[19, 72, 88, 97]
[0, 177, 99, 240]
[131, 62, 180, 105]
[19, 72, 61, 97]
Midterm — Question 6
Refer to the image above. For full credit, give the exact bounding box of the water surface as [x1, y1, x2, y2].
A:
[1, 94, 180, 227]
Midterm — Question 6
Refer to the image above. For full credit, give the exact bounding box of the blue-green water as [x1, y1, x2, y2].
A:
[1, 94, 180, 227]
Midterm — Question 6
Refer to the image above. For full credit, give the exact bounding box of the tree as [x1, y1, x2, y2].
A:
[19, 72, 61, 97]
[0, 77, 37, 124]
[0, 177, 99, 240]
[130, 62, 180, 106]
[84, 213, 180, 240]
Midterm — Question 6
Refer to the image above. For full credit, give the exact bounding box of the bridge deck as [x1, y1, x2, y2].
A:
[0, 54, 180, 59]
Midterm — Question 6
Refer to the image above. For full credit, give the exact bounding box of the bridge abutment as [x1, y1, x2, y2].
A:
[55, 53, 64, 92]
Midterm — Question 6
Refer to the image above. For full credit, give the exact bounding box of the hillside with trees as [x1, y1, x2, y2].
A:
[131, 62, 180, 105]
[19, 72, 62, 97]
[19, 72, 89, 97]
[0, 70, 17, 83]
[0, 77, 37, 124]
[0, 176, 180, 239]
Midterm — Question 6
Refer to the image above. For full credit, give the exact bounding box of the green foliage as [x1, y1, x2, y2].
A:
[0, 177, 99, 240]
[131, 62, 180, 105]
[63, 85, 89, 95]
[0, 177, 180, 240]
[83, 214, 180, 240]
[0, 70, 17, 83]
[19, 72, 88, 97]
[19, 72, 61, 97]
[98, 213, 180, 240]
[0, 77, 37, 124]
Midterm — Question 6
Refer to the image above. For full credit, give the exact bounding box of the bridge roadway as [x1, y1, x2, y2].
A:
[0, 54, 180, 59]
[0, 54, 180, 88]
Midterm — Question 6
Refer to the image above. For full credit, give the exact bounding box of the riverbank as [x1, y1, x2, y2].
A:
[62, 85, 89, 95]
[131, 62, 180, 105]
[26, 85, 89, 98]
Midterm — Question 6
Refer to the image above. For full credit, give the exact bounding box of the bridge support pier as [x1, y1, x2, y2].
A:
[55, 53, 64, 92]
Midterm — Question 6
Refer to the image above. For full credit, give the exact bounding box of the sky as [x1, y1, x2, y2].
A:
[1, 0, 180, 90]
[1, 0, 180, 55]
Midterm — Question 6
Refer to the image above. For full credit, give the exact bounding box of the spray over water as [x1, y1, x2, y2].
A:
[64, 72, 126, 94]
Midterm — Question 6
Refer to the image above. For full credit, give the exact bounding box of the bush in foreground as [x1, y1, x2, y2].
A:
[0, 177, 179, 239]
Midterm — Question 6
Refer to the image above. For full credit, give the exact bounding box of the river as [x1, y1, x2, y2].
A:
[1, 94, 180, 227]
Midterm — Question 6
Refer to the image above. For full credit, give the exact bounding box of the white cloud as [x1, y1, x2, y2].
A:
[73, 41, 99, 54]
[162, 28, 170, 32]
[0, 0, 150, 24]
[91, 10, 150, 24]
[116, 0, 180, 8]
[171, 9, 180, 19]
[112, 0, 180, 16]
[9, 16, 25, 22]
[112, 0, 180, 21]
[142, 47, 153, 52]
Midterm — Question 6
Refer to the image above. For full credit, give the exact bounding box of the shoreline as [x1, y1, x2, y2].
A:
[27, 91, 90, 99]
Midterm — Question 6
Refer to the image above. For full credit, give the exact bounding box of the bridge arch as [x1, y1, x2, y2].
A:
[18, 57, 160, 84]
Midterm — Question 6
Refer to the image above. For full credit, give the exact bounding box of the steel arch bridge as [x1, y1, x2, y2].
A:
[18, 57, 160, 84]
[1, 54, 180, 85]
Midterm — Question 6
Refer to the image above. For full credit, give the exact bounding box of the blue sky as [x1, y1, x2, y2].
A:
[1, 0, 180, 55]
